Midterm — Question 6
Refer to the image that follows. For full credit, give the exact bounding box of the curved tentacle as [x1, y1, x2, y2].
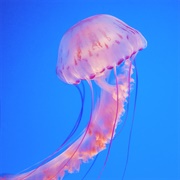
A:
[121, 59, 138, 180]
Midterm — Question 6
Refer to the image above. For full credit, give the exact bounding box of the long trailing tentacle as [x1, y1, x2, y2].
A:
[121, 59, 138, 180]
[43, 82, 86, 159]
[10, 82, 85, 180]
[56, 82, 85, 152]
[50, 80, 95, 179]
[115, 68, 131, 138]
[97, 67, 120, 179]
[81, 154, 99, 180]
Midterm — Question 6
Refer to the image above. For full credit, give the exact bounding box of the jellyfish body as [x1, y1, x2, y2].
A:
[0, 14, 147, 180]
[56, 14, 146, 84]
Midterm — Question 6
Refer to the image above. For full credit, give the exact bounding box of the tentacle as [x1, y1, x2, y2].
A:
[97, 66, 120, 179]
[121, 59, 138, 180]
[0, 83, 86, 180]
[81, 154, 98, 180]
[0, 60, 134, 180]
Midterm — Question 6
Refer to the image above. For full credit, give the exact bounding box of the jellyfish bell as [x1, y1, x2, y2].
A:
[56, 14, 147, 86]
[0, 14, 147, 180]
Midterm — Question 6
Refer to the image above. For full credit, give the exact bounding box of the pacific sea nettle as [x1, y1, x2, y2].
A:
[1, 14, 147, 180]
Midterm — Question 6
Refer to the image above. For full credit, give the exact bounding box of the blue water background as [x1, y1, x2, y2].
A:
[0, 0, 179, 179]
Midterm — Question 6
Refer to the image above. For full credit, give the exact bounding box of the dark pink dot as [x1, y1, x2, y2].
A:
[105, 44, 109, 49]
[117, 58, 124, 65]
[107, 66, 114, 70]
[74, 79, 80, 84]
[125, 56, 130, 59]
[100, 68, 105, 73]
[132, 51, 136, 55]
[89, 74, 96, 79]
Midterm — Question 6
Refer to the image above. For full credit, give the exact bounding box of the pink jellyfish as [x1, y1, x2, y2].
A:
[1, 14, 147, 180]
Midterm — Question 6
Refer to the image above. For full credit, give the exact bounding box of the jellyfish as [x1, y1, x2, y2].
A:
[0, 14, 147, 180]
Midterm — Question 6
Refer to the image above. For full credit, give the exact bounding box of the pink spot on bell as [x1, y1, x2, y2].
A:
[73, 79, 80, 84]
[89, 74, 96, 79]
[107, 66, 114, 70]
[125, 56, 130, 59]
[88, 50, 93, 57]
[115, 40, 120, 44]
[117, 33, 123, 39]
[105, 43, 109, 49]
[100, 68, 105, 73]
[132, 51, 136, 55]
[117, 59, 124, 66]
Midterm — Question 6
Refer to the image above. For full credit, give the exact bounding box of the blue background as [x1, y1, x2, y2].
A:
[0, 0, 179, 180]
